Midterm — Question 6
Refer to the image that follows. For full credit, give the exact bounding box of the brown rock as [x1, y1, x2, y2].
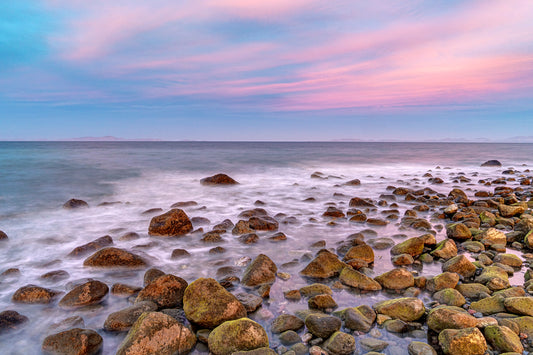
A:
[136, 274, 188, 308]
[42, 328, 102, 355]
[104, 301, 158, 332]
[68, 235, 113, 257]
[12, 285, 59, 304]
[241, 254, 277, 287]
[0, 310, 28, 334]
[83, 247, 146, 268]
[148, 209, 193, 236]
[200, 173, 239, 185]
[63, 199, 89, 209]
[343, 244, 374, 264]
[375, 268, 414, 290]
[300, 250, 346, 279]
[111, 283, 142, 297]
[59, 280, 108, 309]
[442, 255, 476, 278]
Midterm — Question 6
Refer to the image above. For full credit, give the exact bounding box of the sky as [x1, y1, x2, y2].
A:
[1, 0, 532, 141]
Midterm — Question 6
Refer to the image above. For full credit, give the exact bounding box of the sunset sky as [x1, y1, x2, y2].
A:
[1, 0, 532, 141]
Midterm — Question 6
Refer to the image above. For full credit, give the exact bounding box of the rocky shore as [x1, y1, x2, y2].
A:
[2, 166, 533, 354]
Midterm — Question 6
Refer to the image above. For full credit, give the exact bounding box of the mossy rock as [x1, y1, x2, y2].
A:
[504, 297, 533, 316]
[427, 306, 478, 332]
[299, 283, 332, 298]
[208, 318, 268, 355]
[390, 237, 424, 257]
[374, 268, 414, 290]
[372, 297, 425, 322]
[441, 255, 476, 278]
[430, 239, 457, 260]
[300, 250, 346, 279]
[322, 331, 356, 355]
[484, 325, 524, 353]
[426, 272, 459, 293]
[455, 283, 491, 299]
[339, 268, 381, 291]
[432, 288, 466, 307]
[470, 295, 505, 315]
[438, 327, 487, 355]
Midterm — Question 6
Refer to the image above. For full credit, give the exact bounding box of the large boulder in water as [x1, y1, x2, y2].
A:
[183, 278, 247, 328]
[300, 250, 346, 279]
[0, 310, 28, 334]
[148, 209, 193, 236]
[241, 254, 277, 287]
[481, 160, 502, 167]
[62, 199, 89, 209]
[135, 274, 188, 308]
[42, 328, 102, 355]
[201, 173, 239, 186]
[116, 312, 196, 355]
[83, 247, 146, 268]
[208, 318, 268, 355]
[58, 280, 109, 309]
[68, 235, 113, 257]
[12, 285, 60, 304]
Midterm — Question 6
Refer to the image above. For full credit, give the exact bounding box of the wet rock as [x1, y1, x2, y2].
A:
[426, 272, 460, 293]
[143, 268, 165, 286]
[391, 253, 414, 266]
[323, 207, 345, 218]
[234, 293, 263, 313]
[493, 253, 522, 268]
[111, 283, 142, 297]
[208, 318, 268, 355]
[374, 268, 414, 290]
[475, 265, 509, 290]
[104, 301, 158, 331]
[430, 239, 457, 260]
[83, 247, 146, 268]
[58, 280, 108, 309]
[248, 217, 278, 231]
[481, 160, 502, 167]
[390, 237, 424, 257]
[308, 294, 337, 310]
[183, 278, 247, 328]
[349, 197, 375, 207]
[299, 284, 333, 298]
[116, 312, 196, 355]
[148, 209, 193, 236]
[12, 285, 60, 304]
[201, 230, 224, 243]
[339, 268, 381, 291]
[470, 295, 505, 315]
[171, 248, 190, 259]
[484, 325, 523, 353]
[279, 330, 300, 345]
[48, 316, 85, 334]
[442, 255, 476, 278]
[343, 244, 374, 264]
[499, 203, 526, 218]
[300, 250, 346, 279]
[269, 232, 287, 242]
[342, 305, 375, 332]
[241, 254, 277, 287]
[232, 221, 254, 235]
[359, 338, 388, 352]
[427, 306, 478, 332]
[271, 314, 304, 334]
[63, 199, 89, 209]
[373, 298, 425, 322]
[407, 341, 437, 355]
[477, 228, 507, 247]
[40, 270, 70, 282]
[201, 173, 239, 185]
[438, 327, 486, 355]
[455, 283, 491, 299]
[136, 274, 188, 308]
[0, 310, 28, 334]
[504, 297, 533, 316]
[322, 331, 356, 355]
[68, 235, 113, 257]
[432, 288, 466, 307]
[233, 348, 277, 355]
[305, 314, 341, 338]
[239, 233, 259, 244]
[0, 230, 8, 240]
[42, 328, 102, 355]
[446, 223, 472, 240]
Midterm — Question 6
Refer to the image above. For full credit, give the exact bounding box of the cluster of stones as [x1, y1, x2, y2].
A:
[3, 168, 533, 355]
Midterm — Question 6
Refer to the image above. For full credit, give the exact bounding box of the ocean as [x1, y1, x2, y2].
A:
[1, 141, 532, 353]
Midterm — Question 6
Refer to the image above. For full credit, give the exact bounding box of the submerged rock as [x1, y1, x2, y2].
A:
[83, 247, 146, 268]
[12, 285, 60, 304]
[63, 199, 89, 209]
[271, 314, 304, 334]
[42, 328, 102, 355]
[304, 314, 341, 338]
[481, 160, 502, 167]
[104, 301, 158, 332]
[68, 235, 113, 257]
[342, 305, 376, 333]
[148, 209, 193, 236]
[0, 310, 28, 334]
[201, 173, 239, 185]
[208, 318, 268, 355]
[322, 331, 356, 355]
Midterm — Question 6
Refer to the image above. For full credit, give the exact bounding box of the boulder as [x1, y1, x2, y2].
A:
[442, 255, 476, 278]
[59, 280, 108, 309]
[148, 209, 193, 236]
[12, 285, 59, 304]
[234, 293, 263, 313]
[484, 325, 523, 353]
[477, 228, 507, 247]
[470, 295, 505, 315]
[322, 331, 356, 355]
[304, 314, 341, 338]
[455, 283, 491, 299]
[308, 294, 337, 310]
[183, 278, 247, 328]
[481, 160, 501, 167]
[299, 283, 333, 298]
[438, 327, 487, 355]
[493, 253, 522, 268]
[504, 297, 533, 316]
[300, 250, 346, 279]
[430, 239, 457, 259]
[427, 306, 478, 332]
[339, 268, 381, 291]
[446, 223, 471, 240]
[42, 328, 102, 355]
[116, 312, 196, 355]
[426, 272, 460, 293]
[342, 305, 375, 332]
[372, 298, 425, 322]
[407, 341, 437, 355]
[475, 266, 509, 290]
[83, 247, 146, 268]
[135, 274, 188, 308]
[349, 197, 375, 207]
[374, 268, 414, 290]
[271, 314, 304, 334]
[343, 244, 374, 264]
[103, 301, 158, 331]
[432, 288, 466, 307]
[390, 237, 424, 257]
[63, 199, 89, 209]
[248, 217, 278, 231]
[0, 310, 28, 334]
[201, 173, 239, 185]
[0, 230, 8, 240]
[499, 203, 526, 218]
[208, 318, 268, 355]
[68, 235, 113, 257]
[241, 254, 277, 287]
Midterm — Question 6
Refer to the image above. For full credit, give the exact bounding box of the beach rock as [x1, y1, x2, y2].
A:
[470, 295, 505, 315]
[12, 285, 59, 304]
[300, 250, 346, 279]
[148, 209, 193, 236]
[373, 298, 425, 322]
[103, 301, 158, 331]
[342, 305, 375, 332]
[200, 173, 239, 185]
[248, 217, 278, 231]
[430, 239, 457, 259]
[63, 199, 89, 209]
[343, 244, 374, 264]
[484, 325, 523, 353]
[448, 188, 468, 204]
[477, 228, 507, 247]
[407, 341, 437, 355]
[322, 331, 356, 355]
[438, 327, 487, 355]
[323, 207, 345, 218]
[41, 270, 70, 282]
[233, 349, 277, 355]
[135, 274, 188, 308]
[349, 197, 375, 207]
[426, 272, 460, 293]
[499, 203, 526, 218]
[432, 288, 466, 307]
[390, 237, 424, 257]
[391, 253, 414, 266]
[455, 283, 491, 299]
[83, 247, 146, 268]
[170, 248, 190, 259]
[116, 312, 196, 355]
[0, 230, 8, 240]
[299, 283, 333, 298]
[183, 278, 247, 328]
[58, 280, 108, 309]
[493, 253, 522, 268]
[475, 266, 509, 290]
[42, 328, 102, 355]
[305, 314, 341, 338]
[481, 160, 502, 167]
[239, 233, 259, 244]
[111, 283, 142, 297]
[339, 267, 381, 291]
[68, 235, 113, 257]
[208, 318, 268, 355]
[345, 178, 361, 186]
[271, 314, 304, 334]
[0, 310, 28, 334]
[374, 268, 414, 290]
[279, 330, 300, 345]
[359, 338, 388, 352]
[427, 306, 478, 332]
[232, 221, 254, 235]
[504, 297, 533, 316]
[241, 254, 277, 287]
[446, 223, 471, 240]
[442, 255, 476, 278]
[234, 293, 263, 313]
[308, 294, 337, 310]
[143, 268, 165, 286]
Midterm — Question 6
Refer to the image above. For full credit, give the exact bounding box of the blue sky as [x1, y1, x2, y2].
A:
[1, 0, 532, 141]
